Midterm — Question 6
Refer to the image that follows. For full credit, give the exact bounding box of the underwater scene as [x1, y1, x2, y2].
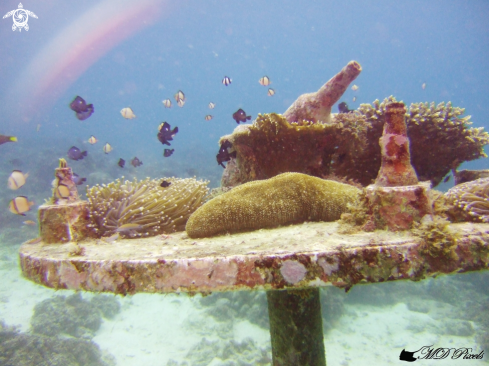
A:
[1, 1, 489, 365]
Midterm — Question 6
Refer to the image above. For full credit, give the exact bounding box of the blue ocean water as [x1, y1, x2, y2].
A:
[0, 1, 488, 365]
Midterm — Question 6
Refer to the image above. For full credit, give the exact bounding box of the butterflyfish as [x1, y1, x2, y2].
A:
[8, 170, 28, 190]
[9, 196, 34, 216]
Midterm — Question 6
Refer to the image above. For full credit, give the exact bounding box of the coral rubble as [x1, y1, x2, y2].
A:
[31, 293, 105, 338]
[87, 176, 209, 237]
[186, 172, 360, 238]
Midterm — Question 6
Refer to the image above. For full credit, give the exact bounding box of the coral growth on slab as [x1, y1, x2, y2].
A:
[186, 172, 360, 238]
[87, 177, 209, 237]
[283, 60, 362, 125]
[220, 97, 489, 188]
[445, 177, 489, 223]
[220, 112, 369, 186]
[359, 96, 489, 187]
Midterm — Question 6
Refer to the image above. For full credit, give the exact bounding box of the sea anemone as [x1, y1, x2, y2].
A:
[87, 176, 209, 237]
[445, 177, 489, 223]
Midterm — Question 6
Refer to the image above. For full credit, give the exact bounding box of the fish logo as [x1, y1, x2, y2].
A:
[3, 3, 38, 32]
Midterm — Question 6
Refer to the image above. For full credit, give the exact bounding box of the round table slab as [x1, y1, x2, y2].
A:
[19, 222, 489, 295]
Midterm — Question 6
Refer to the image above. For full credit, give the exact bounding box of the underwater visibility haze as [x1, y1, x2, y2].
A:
[0, 1, 489, 365]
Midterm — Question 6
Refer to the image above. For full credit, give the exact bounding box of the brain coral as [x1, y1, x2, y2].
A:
[186, 172, 360, 238]
[87, 176, 209, 237]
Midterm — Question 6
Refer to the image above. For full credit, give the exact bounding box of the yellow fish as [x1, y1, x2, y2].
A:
[162, 99, 172, 108]
[55, 184, 70, 199]
[23, 220, 36, 226]
[267, 88, 275, 97]
[88, 135, 98, 144]
[8, 170, 28, 190]
[9, 196, 34, 216]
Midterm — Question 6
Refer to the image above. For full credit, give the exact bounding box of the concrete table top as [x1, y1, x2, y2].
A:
[19, 221, 489, 295]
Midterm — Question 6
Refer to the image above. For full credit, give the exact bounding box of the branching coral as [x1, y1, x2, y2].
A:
[220, 112, 369, 185]
[445, 178, 489, 223]
[220, 97, 488, 188]
[358, 96, 489, 186]
[87, 176, 209, 237]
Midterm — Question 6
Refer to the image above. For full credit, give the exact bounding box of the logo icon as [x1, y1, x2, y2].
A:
[3, 3, 38, 32]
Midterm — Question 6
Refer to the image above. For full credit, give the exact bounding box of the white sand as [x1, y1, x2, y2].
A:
[0, 253, 486, 366]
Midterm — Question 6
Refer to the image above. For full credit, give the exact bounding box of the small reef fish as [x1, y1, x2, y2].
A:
[216, 140, 236, 168]
[88, 135, 98, 144]
[72, 173, 86, 185]
[36, 124, 41, 132]
[101, 232, 119, 243]
[443, 175, 451, 183]
[55, 184, 70, 199]
[351, 84, 359, 91]
[267, 88, 275, 96]
[131, 157, 143, 167]
[259, 76, 271, 86]
[208, 102, 215, 109]
[24, 237, 42, 244]
[174, 90, 185, 103]
[70, 96, 94, 121]
[120, 107, 136, 119]
[222, 76, 232, 86]
[116, 223, 142, 233]
[164, 149, 174, 157]
[103, 143, 113, 154]
[23, 220, 36, 226]
[9, 196, 34, 216]
[205, 115, 213, 121]
[67, 146, 87, 161]
[352, 96, 356, 102]
[177, 99, 185, 107]
[157, 122, 179, 146]
[118, 158, 125, 168]
[162, 99, 172, 108]
[232, 109, 251, 124]
[422, 83, 426, 90]
[160, 180, 171, 188]
[338, 102, 354, 114]
[0, 134, 17, 145]
[8, 170, 28, 190]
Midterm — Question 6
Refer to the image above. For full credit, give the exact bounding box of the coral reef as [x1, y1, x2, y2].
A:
[445, 177, 489, 223]
[283, 60, 362, 125]
[87, 176, 209, 237]
[220, 112, 368, 185]
[31, 293, 119, 338]
[359, 97, 489, 187]
[454, 169, 489, 185]
[0, 320, 114, 366]
[186, 172, 360, 238]
[220, 97, 489, 188]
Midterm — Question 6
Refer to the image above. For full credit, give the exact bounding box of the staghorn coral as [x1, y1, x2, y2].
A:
[445, 177, 489, 223]
[186, 172, 360, 238]
[87, 176, 209, 237]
